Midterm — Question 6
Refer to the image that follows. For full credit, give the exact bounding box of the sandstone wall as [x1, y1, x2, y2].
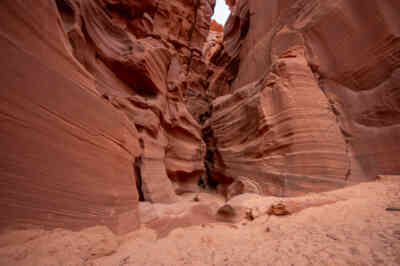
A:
[207, 0, 400, 196]
[1, 0, 399, 232]
[0, 0, 214, 233]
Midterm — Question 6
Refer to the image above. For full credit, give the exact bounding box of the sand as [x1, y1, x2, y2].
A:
[0, 176, 399, 266]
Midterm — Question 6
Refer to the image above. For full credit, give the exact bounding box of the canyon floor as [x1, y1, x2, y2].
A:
[0, 176, 399, 266]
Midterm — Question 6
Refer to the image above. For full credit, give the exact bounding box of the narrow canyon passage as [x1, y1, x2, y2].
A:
[0, 0, 399, 265]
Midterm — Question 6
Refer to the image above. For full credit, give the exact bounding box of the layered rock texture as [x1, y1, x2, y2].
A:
[206, 0, 400, 196]
[0, 0, 214, 233]
[0, 0, 399, 234]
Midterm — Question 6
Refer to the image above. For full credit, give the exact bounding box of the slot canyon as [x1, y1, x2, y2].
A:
[0, 0, 399, 265]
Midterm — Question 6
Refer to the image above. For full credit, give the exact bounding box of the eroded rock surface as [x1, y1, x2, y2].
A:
[0, 0, 399, 236]
[0, 0, 215, 233]
[206, 0, 400, 196]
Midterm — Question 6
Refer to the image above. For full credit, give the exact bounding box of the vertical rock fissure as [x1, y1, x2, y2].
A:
[200, 103, 220, 189]
[134, 138, 146, 202]
[187, 0, 201, 73]
[134, 156, 145, 202]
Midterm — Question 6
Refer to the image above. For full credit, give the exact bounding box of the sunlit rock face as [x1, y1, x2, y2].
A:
[0, 0, 215, 233]
[206, 0, 400, 196]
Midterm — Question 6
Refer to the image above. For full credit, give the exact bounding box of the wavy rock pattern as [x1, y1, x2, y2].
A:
[0, 0, 214, 233]
[207, 0, 400, 196]
[209, 46, 349, 196]
[0, 0, 399, 234]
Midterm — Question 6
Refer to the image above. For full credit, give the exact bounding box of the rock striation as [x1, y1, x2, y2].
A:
[0, 0, 215, 233]
[0, 0, 399, 235]
[206, 0, 400, 196]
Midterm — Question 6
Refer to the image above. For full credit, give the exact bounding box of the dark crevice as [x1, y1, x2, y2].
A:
[200, 104, 226, 190]
[239, 10, 250, 40]
[134, 156, 145, 202]
[198, 107, 212, 125]
[55, 0, 75, 28]
[105, 3, 134, 20]
[134, 138, 146, 202]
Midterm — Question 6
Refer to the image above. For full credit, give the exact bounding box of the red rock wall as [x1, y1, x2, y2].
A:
[1, 0, 399, 232]
[0, 0, 141, 234]
[0, 0, 214, 233]
[207, 0, 400, 196]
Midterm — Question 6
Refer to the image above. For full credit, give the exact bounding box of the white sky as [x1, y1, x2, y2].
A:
[211, 0, 230, 25]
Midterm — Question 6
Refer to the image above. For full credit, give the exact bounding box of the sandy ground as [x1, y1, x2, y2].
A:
[0, 176, 399, 266]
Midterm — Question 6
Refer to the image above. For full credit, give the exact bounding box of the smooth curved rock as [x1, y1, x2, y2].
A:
[1, 0, 399, 234]
[0, 0, 142, 234]
[207, 0, 400, 196]
[0, 0, 214, 233]
[209, 46, 350, 196]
